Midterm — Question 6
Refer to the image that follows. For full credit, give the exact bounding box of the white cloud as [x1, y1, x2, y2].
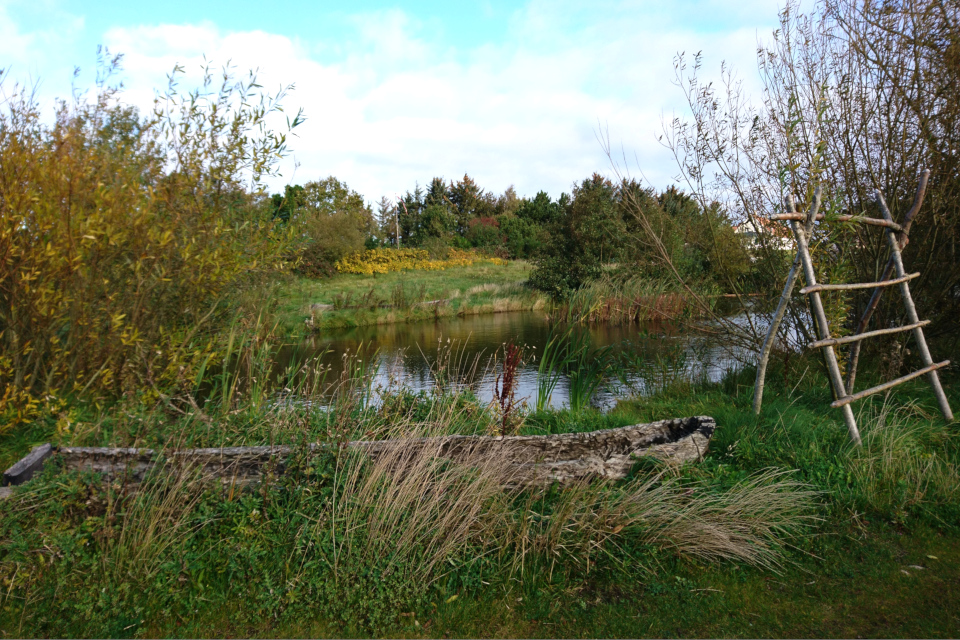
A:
[0, 6, 36, 64]
[8, 1, 784, 203]
[0, 0, 84, 88]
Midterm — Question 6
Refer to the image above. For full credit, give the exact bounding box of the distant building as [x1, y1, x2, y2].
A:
[733, 217, 794, 253]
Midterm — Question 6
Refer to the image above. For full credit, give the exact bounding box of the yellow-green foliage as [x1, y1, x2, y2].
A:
[0, 59, 300, 425]
[335, 248, 506, 275]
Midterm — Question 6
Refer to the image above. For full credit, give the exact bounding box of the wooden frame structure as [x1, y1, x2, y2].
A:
[754, 172, 953, 444]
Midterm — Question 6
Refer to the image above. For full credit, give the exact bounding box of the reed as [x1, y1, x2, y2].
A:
[536, 331, 566, 411]
[563, 332, 614, 412]
[613, 337, 708, 397]
[535, 326, 614, 412]
[550, 276, 698, 325]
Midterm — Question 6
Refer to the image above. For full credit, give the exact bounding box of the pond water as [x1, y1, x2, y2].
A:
[264, 311, 748, 411]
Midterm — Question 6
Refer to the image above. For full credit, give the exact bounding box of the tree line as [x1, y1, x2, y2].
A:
[270, 172, 753, 298]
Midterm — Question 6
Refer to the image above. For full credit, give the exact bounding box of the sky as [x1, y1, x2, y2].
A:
[0, 0, 785, 203]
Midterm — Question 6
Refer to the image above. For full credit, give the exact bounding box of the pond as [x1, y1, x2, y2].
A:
[263, 311, 747, 411]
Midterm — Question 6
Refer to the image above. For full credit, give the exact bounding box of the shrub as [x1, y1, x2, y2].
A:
[530, 175, 625, 298]
[291, 177, 375, 276]
[466, 217, 502, 249]
[499, 215, 543, 258]
[334, 248, 503, 275]
[0, 57, 300, 420]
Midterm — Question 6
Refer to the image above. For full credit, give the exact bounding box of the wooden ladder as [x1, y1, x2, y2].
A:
[770, 183, 953, 445]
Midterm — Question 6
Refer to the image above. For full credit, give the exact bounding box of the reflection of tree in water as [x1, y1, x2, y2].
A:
[265, 312, 745, 410]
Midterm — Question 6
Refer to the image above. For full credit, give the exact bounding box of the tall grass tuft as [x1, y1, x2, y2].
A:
[849, 399, 960, 521]
[327, 421, 515, 589]
[100, 468, 205, 589]
[563, 332, 614, 412]
[506, 468, 817, 577]
[535, 326, 613, 411]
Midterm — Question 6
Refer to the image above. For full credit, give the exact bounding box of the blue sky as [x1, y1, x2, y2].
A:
[1, 0, 785, 202]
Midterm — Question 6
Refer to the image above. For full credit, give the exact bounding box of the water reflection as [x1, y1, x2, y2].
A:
[267, 312, 746, 410]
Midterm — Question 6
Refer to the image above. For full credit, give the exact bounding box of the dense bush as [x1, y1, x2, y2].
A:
[466, 217, 502, 249]
[287, 177, 375, 276]
[529, 175, 620, 297]
[625, 184, 751, 285]
[529, 176, 753, 299]
[499, 215, 543, 258]
[0, 58, 301, 422]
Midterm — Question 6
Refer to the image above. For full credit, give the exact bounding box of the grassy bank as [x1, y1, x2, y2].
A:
[149, 524, 960, 638]
[273, 262, 706, 336]
[1, 346, 958, 637]
[274, 260, 547, 334]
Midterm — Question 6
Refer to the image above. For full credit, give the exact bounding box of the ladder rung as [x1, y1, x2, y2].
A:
[808, 320, 931, 349]
[770, 213, 903, 231]
[801, 272, 919, 294]
[831, 360, 950, 408]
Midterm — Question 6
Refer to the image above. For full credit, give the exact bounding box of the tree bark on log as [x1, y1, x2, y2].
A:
[1, 416, 716, 493]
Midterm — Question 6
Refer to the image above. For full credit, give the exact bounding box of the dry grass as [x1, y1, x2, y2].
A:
[102, 471, 205, 586]
[466, 283, 502, 295]
[327, 422, 517, 585]
[505, 468, 817, 577]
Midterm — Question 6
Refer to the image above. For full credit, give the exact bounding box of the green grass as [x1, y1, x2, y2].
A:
[274, 261, 545, 334]
[174, 523, 960, 638]
[1, 349, 958, 638]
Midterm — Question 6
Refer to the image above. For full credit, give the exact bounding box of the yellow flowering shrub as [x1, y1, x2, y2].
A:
[335, 248, 506, 275]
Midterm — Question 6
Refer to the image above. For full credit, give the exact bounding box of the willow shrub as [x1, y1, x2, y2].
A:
[0, 57, 303, 428]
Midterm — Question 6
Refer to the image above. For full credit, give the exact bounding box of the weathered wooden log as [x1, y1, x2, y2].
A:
[753, 191, 820, 415]
[1, 416, 716, 493]
[2, 443, 53, 486]
[800, 272, 919, 294]
[831, 360, 950, 408]
[808, 320, 930, 349]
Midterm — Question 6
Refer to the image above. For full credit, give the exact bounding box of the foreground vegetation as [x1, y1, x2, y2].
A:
[1, 351, 957, 637]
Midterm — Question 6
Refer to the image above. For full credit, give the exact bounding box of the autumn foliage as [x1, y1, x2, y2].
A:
[335, 248, 506, 275]
[0, 57, 301, 424]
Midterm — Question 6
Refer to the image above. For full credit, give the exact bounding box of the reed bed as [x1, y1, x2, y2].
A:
[550, 277, 700, 325]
